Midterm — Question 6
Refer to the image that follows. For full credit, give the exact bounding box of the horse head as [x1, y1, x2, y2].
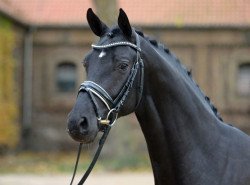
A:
[67, 8, 143, 143]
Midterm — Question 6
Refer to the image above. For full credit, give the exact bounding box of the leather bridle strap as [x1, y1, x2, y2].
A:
[79, 81, 113, 110]
[70, 126, 111, 185]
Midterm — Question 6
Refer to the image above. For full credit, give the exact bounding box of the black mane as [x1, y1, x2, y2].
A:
[108, 26, 223, 121]
[135, 30, 223, 121]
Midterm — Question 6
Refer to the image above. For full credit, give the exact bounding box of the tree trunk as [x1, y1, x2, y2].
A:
[93, 0, 118, 25]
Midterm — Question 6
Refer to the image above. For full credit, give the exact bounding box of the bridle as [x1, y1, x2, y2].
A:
[70, 31, 144, 185]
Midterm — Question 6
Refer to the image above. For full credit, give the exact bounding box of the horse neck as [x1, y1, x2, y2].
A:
[135, 40, 222, 185]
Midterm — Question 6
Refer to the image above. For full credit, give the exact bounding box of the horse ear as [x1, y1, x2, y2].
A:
[118, 8, 132, 38]
[87, 8, 108, 37]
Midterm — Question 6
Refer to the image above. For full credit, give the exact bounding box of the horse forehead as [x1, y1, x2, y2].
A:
[97, 34, 118, 45]
[114, 46, 134, 56]
[98, 50, 106, 58]
[92, 37, 136, 59]
[93, 44, 133, 57]
[96, 47, 130, 60]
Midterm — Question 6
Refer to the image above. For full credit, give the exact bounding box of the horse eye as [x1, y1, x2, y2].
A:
[118, 63, 129, 71]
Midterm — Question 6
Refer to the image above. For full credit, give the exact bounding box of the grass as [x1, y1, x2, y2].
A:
[0, 152, 151, 174]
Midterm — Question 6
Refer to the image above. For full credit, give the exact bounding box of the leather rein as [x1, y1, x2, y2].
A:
[69, 32, 144, 185]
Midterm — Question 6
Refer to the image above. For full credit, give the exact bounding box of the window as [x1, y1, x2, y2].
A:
[56, 62, 76, 92]
[237, 63, 250, 96]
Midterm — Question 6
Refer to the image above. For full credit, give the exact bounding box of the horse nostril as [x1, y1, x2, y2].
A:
[78, 117, 89, 134]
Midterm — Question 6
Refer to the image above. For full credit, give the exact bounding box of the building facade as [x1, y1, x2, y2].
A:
[17, 26, 250, 150]
[0, 1, 249, 151]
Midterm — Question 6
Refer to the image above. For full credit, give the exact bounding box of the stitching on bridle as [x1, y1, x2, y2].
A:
[92, 41, 141, 52]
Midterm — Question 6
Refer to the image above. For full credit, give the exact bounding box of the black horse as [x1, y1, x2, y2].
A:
[67, 8, 250, 185]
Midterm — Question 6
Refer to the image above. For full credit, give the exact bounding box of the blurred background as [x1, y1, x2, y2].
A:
[0, 0, 250, 183]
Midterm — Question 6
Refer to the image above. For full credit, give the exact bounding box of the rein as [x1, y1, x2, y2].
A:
[69, 32, 144, 185]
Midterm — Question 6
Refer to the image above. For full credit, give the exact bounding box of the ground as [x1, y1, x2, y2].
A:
[0, 172, 153, 185]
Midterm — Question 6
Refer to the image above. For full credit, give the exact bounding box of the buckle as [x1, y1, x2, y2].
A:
[98, 108, 118, 127]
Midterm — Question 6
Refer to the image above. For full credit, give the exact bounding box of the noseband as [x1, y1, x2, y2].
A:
[70, 32, 144, 185]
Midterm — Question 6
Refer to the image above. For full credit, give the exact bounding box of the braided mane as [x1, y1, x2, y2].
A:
[135, 30, 223, 121]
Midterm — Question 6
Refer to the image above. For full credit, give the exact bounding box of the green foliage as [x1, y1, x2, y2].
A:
[0, 16, 19, 149]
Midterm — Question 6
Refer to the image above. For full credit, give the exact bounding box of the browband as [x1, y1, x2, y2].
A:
[92, 41, 141, 52]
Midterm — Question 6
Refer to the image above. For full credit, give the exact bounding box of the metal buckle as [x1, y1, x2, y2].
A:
[98, 108, 118, 127]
